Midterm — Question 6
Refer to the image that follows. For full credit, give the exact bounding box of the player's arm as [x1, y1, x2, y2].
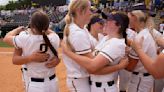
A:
[134, 47, 164, 79]
[45, 56, 60, 68]
[62, 42, 111, 74]
[156, 36, 164, 48]
[3, 26, 25, 46]
[92, 58, 129, 75]
[124, 46, 139, 72]
[125, 57, 138, 72]
[127, 39, 133, 47]
[13, 48, 50, 65]
[131, 36, 164, 78]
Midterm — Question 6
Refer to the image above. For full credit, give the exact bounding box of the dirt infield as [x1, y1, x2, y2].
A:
[0, 47, 69, 92]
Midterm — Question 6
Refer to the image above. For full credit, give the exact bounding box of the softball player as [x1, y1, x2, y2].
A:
[62, 0, 92, 92]
[119, 28, 137, 92]
[4, 28, 31, 92]
[14, 48, 29, 91]
[146, 17, 164, 92]
[126, 10, 157, 92]
[131, 32, 164, 92]
[87, 15, 104, 50]
[4, 10, 60, 92]
[62, 12, 130, 92]
[13, 30, 58, 92]
[16, 31, 30, 91]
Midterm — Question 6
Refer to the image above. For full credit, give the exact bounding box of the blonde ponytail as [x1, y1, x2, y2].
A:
[63, 0, 90, 52]
[63, 12, 76, 52]
[64, 12, 72, 37]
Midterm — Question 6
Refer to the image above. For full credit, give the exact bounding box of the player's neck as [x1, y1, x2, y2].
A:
[90, 29, 98, 41]
[74, 19, 85, 29]
[31, 29, 42, 35]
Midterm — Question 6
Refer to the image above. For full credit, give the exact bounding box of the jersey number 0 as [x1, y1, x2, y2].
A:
[40, 44, 48, 53]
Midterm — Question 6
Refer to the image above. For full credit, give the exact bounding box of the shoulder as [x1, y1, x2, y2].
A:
[48, 32, 60, 42]
[69, 23, 80, 31]
[101, 38, 126, 52]
[69, 26, 88, 39]
[110, 38, 126, 47]
[69, 23, 84, 33]
[48, 32, 59, 38]
[99, 38, 126, 63]
[15, 32, 30, 40]
[19, 31, 29, 35]
[137, 28, 149, 38]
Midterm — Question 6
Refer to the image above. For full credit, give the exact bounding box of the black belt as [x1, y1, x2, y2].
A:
[133, 72, 150, 76]
[31, 74, 56, 82]
[21, 68, 27, 72]
[90, 80, 114, 87]
[74, 77, 78, 79]
[23, 68, 27, 71]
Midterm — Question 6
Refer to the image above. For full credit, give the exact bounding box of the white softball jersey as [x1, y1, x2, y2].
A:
[126, 28, 137, 40]
[62, 22, 92, 78]
[129, 28, 157, 73]
[13, 32, 60, 78]
[119, 28, 137, 91]
[91, 36, 126, 82]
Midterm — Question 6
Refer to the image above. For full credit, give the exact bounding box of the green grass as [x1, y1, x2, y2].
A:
[0, 41, 13, 47]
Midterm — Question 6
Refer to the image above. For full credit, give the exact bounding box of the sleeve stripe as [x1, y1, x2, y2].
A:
[75, 48, 91, 54]
[75, 48, 91, 53]
[100, 51, 114, 62]
[129, 54, 139, 59]
[13, 37, 19, 49]
[130, 52, 138, 57]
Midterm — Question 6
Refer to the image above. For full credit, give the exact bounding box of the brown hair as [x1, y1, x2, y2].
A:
[30, 10, 58, 56]
[87, 14, 102, 31]
[30, 10, 49, 32]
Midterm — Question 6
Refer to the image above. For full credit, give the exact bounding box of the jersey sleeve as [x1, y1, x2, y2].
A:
[69, 31, 91, 54]
[129, 32, 151, 60]
[129, 35, 142, 60]
[19, 31, 29, 35]
[13, 33, 29, 49]
[129, 49, 139, 59]
[126, 29, 137, 40]
[49, 33, 60, 50]
[99, 39, 126, 63]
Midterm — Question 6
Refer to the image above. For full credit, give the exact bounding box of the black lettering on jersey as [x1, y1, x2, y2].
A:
[40, 44, 48, 53]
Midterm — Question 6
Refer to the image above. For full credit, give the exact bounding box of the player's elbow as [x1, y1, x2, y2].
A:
[12, 58, 22, 65]
[3, 37, 8, 43]
[87, 65, 99, 74]
[12, 61, 18, 65]
[152, 72, 163, 79]
[88, 69, 97, 74]
[125, 67, 135, 72]
[12, 60, 20, 65]
[3, 36, 14, 46]
[153, 75, 163, 79]
[125, 62, 137, 72]
[125, 64, 135, 72]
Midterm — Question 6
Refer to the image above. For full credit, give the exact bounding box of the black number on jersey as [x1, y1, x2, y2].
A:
[40, 44, 48, 53]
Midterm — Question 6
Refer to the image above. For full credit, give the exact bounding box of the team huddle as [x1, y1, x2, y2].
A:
[2, 0, 164, 92]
